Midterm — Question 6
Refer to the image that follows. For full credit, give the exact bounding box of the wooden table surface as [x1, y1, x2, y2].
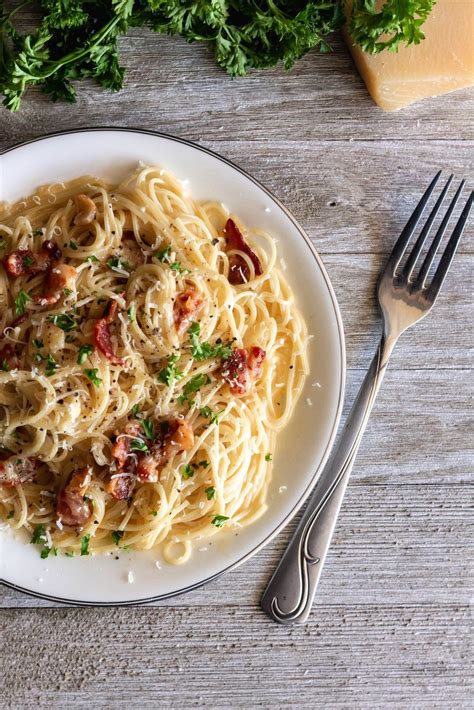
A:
[1, 30, 473, 709]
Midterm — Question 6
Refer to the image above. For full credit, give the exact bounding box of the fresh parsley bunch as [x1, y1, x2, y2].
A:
[0, 1, 435, 111]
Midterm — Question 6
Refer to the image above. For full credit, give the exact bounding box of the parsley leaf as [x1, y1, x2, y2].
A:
[177, 373, 210, 404]
[154, 246, 171, 262]
[0, 359, 9, 372]
[14, 289, 31, 315]
[48, 313, 78, 332]
[142, 419, 155, 440]
[131, 403, 140, 417]
[84, 368, 102, 386]
[80, 534, 90, 556]
[41, 546, 58, 559]
[128, 304, 136, 322]
[200, 406, 224, 424]
[205, 486, 216, 500]
[69, 240, 78, 251]
[45, 354, 58, 377]
[182, 464, 194, 479]
[188, 322, 232, 361]
[111, 530, 124, 545]
[33, 339, 44, 349]
[6, 510, 14, 519]
[130, 438, 148, 452]
[87, 255, 99, 263]
[211, 515, 229, 528]
[31, 524, 47, 545]
[77, 344, 93, 365]
[158, 354, 183, 386]
[107, 255, 130, 273]
[265, 453, 273, 462]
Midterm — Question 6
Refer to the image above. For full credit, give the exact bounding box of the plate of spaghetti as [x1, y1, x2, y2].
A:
[0, 129, 345, 604]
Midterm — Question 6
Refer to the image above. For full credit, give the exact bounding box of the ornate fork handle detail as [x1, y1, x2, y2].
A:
[262, 335, 395, 624]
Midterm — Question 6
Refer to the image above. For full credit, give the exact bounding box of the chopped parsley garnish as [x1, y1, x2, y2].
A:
[40, 546, 58, 559]
[154, 246, 171, 262]
[87, 255, 99, 263]
[32, 229, 43, 236]
[188, 322, 232, 361]
[31, 524, 47, 545]
[182, 464, 194, 479]
[131, 403, 140, 417]
[69, 240, 78, 250]
[200, 406, 224, 424]
[0, 359, 9, 372]
[65, 551, 75, 557]
[84, 368, 102, 387]
[33, 339, 44, 349]
[14, 289, 31, 315]
[142, 419, 155, 441]
[111, 530, 124, 545]
[130, 438, 148, 452]
[48, 313, 78, 332]
[211, 515, 229, 528]
[6, 510, 14, 519]
[63, 288, 73, 296]
[0, 238, 6, 250]
[177, 373, 210, 405]
[22, 254, 34, 268]
[128, 304, 136, 322]
[170, 261, 184, 272]
[152, 511, 158, 517]
[77, 344, 93, 365]
[198, 460, 209, 468]
[205, 486, 216, 500]
[107, 256, 130, 273]
[80, 534, 91, 556]
[158, 354, 183, 387]
[265, 453, 273, 462]
[45, 354, 58, 377]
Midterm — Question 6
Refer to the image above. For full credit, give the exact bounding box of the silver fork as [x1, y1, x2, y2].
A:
[261, 172, 473, 625]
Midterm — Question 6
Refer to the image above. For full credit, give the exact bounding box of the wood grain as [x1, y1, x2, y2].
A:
[0, 21, 473, 710]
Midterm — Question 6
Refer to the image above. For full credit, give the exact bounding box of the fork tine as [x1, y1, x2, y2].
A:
[402, 175, 453, 280]
[387, 171, 442, 273]
[427, 191, 473, 302]
[415, 180, 465, 288]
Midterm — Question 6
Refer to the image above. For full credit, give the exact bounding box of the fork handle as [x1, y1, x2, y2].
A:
[261, 334, 395, 624]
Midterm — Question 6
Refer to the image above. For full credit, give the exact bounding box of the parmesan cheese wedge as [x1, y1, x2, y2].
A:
[344, 0, 474, 111]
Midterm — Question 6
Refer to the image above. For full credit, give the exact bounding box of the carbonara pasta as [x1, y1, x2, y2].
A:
[0, 166, 308, 564]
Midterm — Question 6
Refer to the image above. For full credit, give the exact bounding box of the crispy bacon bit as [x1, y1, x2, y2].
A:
[136, 419, 194, 483]
[111, 421, 142, 470]
[74, 194, 97, 226]
[35, 263, 77, 307]
[56, 467, 92, 527]
[0, 344, 21, 371]
[173, 287, 204, 336]
[3, 240, 61, 278]
[94, 298, 125, 366]
[106, 474, 135, 501]
[224, 218, 263, 285]
[0, 456, 38, 487]
[221, 346, 266, 396]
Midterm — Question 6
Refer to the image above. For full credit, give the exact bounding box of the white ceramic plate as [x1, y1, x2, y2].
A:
[0, 129, 345, 605]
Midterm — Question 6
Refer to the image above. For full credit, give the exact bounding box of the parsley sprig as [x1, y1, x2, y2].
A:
[158, 354, 183, 387]
[188, 322, 232, 361]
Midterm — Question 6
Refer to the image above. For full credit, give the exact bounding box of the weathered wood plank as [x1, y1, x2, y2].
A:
[1, 604, 471, 708]
[1, 33, 473, 145]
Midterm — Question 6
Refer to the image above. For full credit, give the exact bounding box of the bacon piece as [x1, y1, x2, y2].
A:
[173, 287, 203, 336]
[106, 474, 135, 501]
[111, 421, 142, 470]
[35, 263, 77, 306]
[224, 218, 263, 285]
[74, 194, 96, 226]
[0, 456, 38, 487]
[3, 240, 61, 278]
[136, 419, 194, 483]
[221, 346, 266, 396]
[94, 298, 125, 366]
[56, 467, 92, 527]
[0, 344, 21, 371]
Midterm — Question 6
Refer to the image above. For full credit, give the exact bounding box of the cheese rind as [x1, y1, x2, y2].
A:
[344, 0, 474, 111]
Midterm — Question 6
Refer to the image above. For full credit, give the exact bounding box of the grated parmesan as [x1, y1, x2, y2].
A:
[127, 571, 134, 583]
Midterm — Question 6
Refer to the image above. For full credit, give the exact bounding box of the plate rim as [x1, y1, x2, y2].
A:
[0, 127, 346, 606]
